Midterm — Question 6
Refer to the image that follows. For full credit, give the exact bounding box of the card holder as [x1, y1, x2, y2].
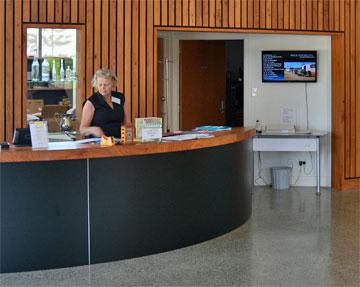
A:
[12, 128, 32, 146]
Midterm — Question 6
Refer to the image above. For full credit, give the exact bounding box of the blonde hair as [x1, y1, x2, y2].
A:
[92, 69, 118, 87]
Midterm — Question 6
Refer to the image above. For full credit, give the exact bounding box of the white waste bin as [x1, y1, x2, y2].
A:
[271, 166, 292, 190]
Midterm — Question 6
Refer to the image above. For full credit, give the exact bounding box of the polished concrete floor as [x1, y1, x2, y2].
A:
[0, 187, 359, 287]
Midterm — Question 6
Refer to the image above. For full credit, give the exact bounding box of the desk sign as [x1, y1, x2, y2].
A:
[135, 117, 162, 142]
[29, 121, 49, 148]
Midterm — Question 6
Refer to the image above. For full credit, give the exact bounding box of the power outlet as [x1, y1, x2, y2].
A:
[299, 161, 306, 166]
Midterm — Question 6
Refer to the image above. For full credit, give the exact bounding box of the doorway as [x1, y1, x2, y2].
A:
[180, 40, 226, 130]
[157, 33, 244, 131]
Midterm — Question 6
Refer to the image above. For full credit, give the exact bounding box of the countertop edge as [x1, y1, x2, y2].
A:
[0, 128, 255, 163]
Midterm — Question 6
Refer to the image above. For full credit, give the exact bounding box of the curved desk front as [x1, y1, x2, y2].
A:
[0, 128, 255, 273]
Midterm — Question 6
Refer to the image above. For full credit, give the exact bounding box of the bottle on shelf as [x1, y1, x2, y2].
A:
[65, 66, 72, 80]
[60, 59, 65, 81]
[41, 57, 50, 82]
[255, 120, 262, 134]
[31, 52, 39, 82]
[52, 59, 57, 81]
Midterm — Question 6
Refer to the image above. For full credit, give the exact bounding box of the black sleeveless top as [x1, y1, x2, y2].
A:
[88, 91, 125, 138]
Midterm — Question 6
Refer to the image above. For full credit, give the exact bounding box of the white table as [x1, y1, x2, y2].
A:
[253, 132, 326, 194]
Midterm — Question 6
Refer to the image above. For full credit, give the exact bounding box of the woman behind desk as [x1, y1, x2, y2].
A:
[80, 69, 130, 138]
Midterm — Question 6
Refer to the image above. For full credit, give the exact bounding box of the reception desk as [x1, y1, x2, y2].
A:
[0, 128, 254, 273]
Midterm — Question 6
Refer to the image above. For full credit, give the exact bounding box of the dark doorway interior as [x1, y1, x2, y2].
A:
[225, 40, 244, 127]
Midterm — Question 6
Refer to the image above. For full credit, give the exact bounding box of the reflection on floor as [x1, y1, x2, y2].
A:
[0, 187, 359, 287]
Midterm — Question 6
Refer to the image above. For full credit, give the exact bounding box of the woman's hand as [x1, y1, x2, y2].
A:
[85, 126, 104, 137]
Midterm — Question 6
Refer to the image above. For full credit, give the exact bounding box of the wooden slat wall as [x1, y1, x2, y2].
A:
[0, 0, 358, 189]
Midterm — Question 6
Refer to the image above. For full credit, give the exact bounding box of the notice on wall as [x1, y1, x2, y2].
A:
[281, 107, 296, 125]
[29, 121, 49, 148]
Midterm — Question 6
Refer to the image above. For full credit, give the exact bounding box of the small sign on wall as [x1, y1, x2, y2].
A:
[281, 107, 296, 125]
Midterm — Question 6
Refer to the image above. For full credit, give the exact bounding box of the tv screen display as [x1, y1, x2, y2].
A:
[262, 51, 317, 82]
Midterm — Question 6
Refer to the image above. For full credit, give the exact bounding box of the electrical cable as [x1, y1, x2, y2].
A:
[305, 82, 309, 131]
[254, 151, 269, 185]
[294, 163, 302, 185]
[303, 151, 314, 175]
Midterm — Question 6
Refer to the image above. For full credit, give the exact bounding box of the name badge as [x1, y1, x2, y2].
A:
[112, 97, 121, 105]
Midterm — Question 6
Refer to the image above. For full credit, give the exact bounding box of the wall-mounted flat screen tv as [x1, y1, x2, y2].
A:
[262, 51, 317, 82]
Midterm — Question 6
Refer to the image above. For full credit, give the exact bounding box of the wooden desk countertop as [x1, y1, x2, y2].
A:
[0, 127, 255, 163]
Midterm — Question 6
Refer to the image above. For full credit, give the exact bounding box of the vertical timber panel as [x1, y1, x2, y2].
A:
[109, 0, 117, 73]
[0, 1, 4, 141]
[71, 0, 79, 23]
[329, 0, 334, 31]
[189, 0, 195, 26]
[222, 0, 229, 27]
[306, 0, 312, 31]
[323, 0, 329, 31]
[169, 0, 175, 26]
[331, 35, 345, 189]
[349, 0, 356, 177]
[48, 0, 55, 22]
[196, 0, 202, 26]
[146, 0, 154, 116]
[23, 0, 30, 22]
[63, 0, 71, 23]
[79, 0, 86, 24]
[132, 0, 139, 118]
[182, 0, 189, 26]
[102, 0, 109, 68]
[153, 29, 158, 116]
[318, 0, 323, 31]
[254, 0, 260, 28]
[266, 0, 272, 29]
[301, 0, 307, 30]
[139, 0, 146, 117]
[93, 0, 101, 71]
[247, 0, 254, 28]
[278, 0, 284, 30]
[203, 0, 209, 27]
[289, 0, 294, 29]
[340, 0, 344, 31]
[234, 0, 241, 28]
[161, 0, 168, 26]
[31, 0, 39, 22]
[334, 0, 339, 31]
[39, 0, 47, 23]
[344, 0, 351, 177]
[14, 0, 22, 130]
[284, 0, 289, 29]
[124, 0, 132, 119]
[295, 0, 301, 30]
[209, 0, 215, 27]
[55, 0, 63, 23]
[154, 0, 160, 26]
[228, 0, 234, 28]
[272, 0, 278, 30]
[356, 0, 360, 176]
[79, 26, 86, 111]
[5, 0, 13, 140]
[260, 0, 266, 28]
[215, 0, 222, 27]
[241, 0, 248, 28]
[86, 0, 94, 99]
[313, 0, 318, 31]
[117, 0, 124, 92]
[176, 0, 182, 26]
